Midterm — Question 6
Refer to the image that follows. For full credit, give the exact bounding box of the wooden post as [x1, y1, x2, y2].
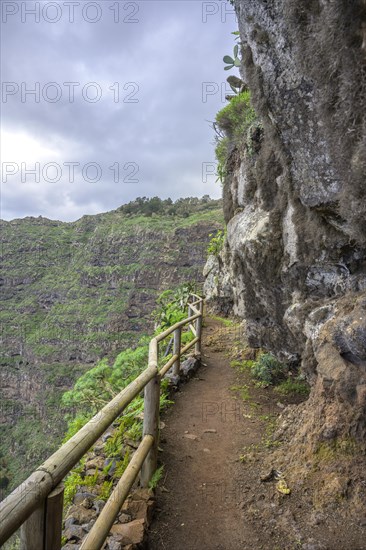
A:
[140, 340, 160, 487]
[45, 484, 64, 550]
[20, 503, 45, 550]
[20, 483, 64, 550]
[173, 326, 181, 376]
[195, 301, 203, 355]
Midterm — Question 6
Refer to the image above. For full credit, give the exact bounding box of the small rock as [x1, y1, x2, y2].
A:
[126, 499, 154, 526]
[129, 488, 154, 502]
[184, 433, 198, 440]
[84, 457, 105, 471]
[118, 512, 132, 524]
[107, 540, 123, 550]
[93, 499, 106, 514]
[65, 505, 97, 525]
[82, 519, 95, 533]
[63, 524, 86, 542]
[260, 469, 278, 482]
[276, 402, 285, 409]
[74, 492, 95, 506]
[64, 517, 75, 530]
[203, 429, 217, 434]
[110, 518, 145, 545]
[81, 497, 94, 509]
[102, 432, 113, 443]
[203, 448, 210, 453]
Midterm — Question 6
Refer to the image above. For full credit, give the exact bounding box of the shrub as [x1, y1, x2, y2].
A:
[251, 353, 286, 385]
[214, 91, 259, 182]
[207, 230, 225, 257]
[215, 91, 257, 145]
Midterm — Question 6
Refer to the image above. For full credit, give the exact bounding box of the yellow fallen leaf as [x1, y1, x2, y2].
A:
[276, 479, 291, 495]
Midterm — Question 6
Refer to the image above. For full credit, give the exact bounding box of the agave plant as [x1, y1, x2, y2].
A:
[223, 44, 241, 71]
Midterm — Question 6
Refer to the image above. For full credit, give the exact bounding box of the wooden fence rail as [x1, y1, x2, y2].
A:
[0, 293, 204, 550]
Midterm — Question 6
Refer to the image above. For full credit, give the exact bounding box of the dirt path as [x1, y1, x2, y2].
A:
[148, 318, 262, 550]
[148, 317, 366, 550]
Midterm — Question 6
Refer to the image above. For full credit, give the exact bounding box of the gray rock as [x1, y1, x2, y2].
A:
[73, 491, 96, 506]
[205, 0, 366, 443]
[63, 524, 86, 542]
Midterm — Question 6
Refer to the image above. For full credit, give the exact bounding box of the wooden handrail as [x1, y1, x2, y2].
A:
[156, 312, 200, 342]
[0, 293, 204, 549]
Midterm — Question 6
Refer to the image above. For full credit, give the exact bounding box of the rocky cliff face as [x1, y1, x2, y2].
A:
[205, 0, 366, 455]
[0, 200, 223, 492]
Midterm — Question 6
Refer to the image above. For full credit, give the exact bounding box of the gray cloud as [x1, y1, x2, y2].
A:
[1, 0, 237, 221]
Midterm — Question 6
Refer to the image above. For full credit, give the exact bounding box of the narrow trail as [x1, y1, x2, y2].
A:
[148, 318, 260, 550]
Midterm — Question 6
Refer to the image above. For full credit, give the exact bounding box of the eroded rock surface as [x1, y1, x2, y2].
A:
[205, 0, 366, 455]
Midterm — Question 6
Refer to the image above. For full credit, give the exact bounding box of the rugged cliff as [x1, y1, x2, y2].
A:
[0, 198, 223, 493]
[205, 0, 366, 507]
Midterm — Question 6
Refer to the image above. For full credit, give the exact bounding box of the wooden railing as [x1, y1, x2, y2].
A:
[0, 293, 204, 550]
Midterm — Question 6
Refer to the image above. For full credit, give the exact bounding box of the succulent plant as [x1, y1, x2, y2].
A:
[223, 44, 241, 71]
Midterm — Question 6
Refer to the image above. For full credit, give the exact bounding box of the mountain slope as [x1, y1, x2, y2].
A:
[0, 198, 223, 493]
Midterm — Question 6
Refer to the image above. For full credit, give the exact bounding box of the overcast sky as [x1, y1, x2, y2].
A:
[0, 0, 237, 221]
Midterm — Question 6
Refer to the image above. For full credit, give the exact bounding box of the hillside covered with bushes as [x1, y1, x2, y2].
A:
[0, 197, 223, 494]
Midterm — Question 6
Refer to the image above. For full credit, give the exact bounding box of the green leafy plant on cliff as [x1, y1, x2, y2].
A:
[223, 43, 241, 71]
[214, 91, 258, 183]
[216, 91, 257, 143]
[207, 230, 225, 256]
[153, 283, 196, 330]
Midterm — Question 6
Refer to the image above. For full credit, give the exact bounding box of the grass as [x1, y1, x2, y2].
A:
[274, 378, 310, 396]
[229, 384, 251, 401]
[211, 315, 236, 327]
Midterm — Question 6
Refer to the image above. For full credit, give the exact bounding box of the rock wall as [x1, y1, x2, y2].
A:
[205, 0, 366, 445]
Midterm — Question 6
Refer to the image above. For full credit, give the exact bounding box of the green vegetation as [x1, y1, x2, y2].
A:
[118, 196, 221, 218]
[62, 286, 193, 508]
[274, 377, 310, 396]
[216, 92, 257, 145]
[315, 437, 359, 462]
[211, 315, 235, 327]
[148, 465, 164, 490]
[250, 353, 287, 385]
[214, 91, 258, 183]
[1, 198, 223, 494]
[231, 352, 309, 394]
[207, 230, 225, 257]
[223, 44, 241, 71]
[153, 283, 197, 329]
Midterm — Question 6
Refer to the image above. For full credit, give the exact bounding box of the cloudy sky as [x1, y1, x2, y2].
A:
[1, 0, 237, 221]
